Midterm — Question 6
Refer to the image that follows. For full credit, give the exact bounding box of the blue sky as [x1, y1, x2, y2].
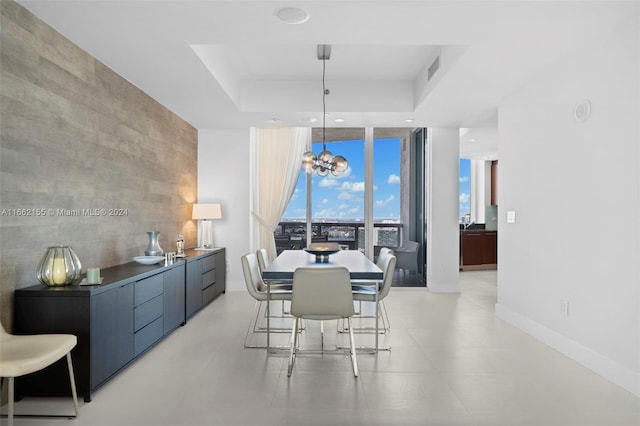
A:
[283, 140, 470, 221]
[283, 138, 401, 220]
[459, 158, 471, 219]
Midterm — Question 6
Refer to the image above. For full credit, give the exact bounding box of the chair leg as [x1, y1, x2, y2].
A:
[347, 318, 358, 377]
[287, 318, 299, 377]
[243, 300, 260, 347]
[66, 352, 79, 417]
[7, 376, 14, 426]
[380, 300, 391, 331]
[2, 358, 78, 426]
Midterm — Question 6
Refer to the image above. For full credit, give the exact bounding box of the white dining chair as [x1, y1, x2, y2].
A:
[288, 266, 358, 377]
[241, 253, 293, 348]
[256, 248, 293, 316]
[0, 323, 79, 426]
[394, 240, 419, 277]
[350, 254, 396, 351]
[343, 248, 394, 333]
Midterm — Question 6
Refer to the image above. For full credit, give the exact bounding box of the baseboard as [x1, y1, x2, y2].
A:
[495, 303, 640, 397]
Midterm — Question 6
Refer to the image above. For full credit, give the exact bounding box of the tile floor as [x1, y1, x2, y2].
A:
[5, 271, 640, 426]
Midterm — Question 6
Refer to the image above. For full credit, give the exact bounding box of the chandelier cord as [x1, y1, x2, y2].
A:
[322, 55, 327, 151]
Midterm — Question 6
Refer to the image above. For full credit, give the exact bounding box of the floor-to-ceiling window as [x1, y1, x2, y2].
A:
[459, 158, 471, 224]
[279, 128, 405, 256]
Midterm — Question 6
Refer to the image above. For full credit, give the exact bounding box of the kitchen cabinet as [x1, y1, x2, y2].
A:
[460, 230, 497, 270]
[13, 253, 215, 402]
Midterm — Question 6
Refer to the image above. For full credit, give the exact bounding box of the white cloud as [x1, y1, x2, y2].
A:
[348, 207, 360, 215]
[375, 194, 395, 207]
[387, 174, 400, 184]
[318, 178, 338, 188]
[321, 198, 328, 204]
[340, 181, 365, 192]
[460, 193, 470, 203]
[460, 176, 470, 183]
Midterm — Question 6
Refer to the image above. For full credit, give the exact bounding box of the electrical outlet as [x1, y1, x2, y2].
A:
[561, 300, 570, 316]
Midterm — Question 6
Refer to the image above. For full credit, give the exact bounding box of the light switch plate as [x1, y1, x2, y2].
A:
[507, 211, 516, 223]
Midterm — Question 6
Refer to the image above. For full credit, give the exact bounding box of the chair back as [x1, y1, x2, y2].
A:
[395, 240, 419, 271]
[376, 247, 394, 268]
[308, 242, 341, 251]
[256, 248, 270, 272]
[241, 253, 267, 299]
[378, 254, 397, 300]
[291, 267, 354, 320]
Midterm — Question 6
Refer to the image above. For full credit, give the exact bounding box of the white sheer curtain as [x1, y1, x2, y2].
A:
[250, 127, 310, 261]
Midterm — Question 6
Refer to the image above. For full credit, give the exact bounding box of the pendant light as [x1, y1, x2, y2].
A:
[301, 45, 348, 177]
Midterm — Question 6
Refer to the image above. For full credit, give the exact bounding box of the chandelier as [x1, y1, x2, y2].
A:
[301, 45, 348, 177]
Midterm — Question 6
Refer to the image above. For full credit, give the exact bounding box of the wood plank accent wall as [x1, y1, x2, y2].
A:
[0, 0, 198, 328]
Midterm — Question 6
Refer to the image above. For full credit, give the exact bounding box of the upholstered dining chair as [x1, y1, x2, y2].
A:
[288, 266, 358, 377]
[343, 248, 394, 334]
[256, 248, 293, 316]
[394, 240, 420, 277]
[241, 253, 293, 348]
[0, 323, 79, 426]
[350, 254, 396, 351]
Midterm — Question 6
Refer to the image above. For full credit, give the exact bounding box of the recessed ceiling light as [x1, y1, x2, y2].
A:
[275, 7, 309, 24]
[301, 117, 317, 124]
[267, 118, 280, 123]
[404, 118, 415, 123]
[334, 118, 345, 123]
[468, 138, 476, 142]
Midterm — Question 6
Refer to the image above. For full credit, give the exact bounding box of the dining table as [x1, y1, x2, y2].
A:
[261, 249, 383, 353]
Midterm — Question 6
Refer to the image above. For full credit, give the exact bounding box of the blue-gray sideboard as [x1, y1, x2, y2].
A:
[13, 248, 225, 402]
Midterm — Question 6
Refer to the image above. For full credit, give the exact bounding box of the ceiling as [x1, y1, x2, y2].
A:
[17, 1, 634, 159]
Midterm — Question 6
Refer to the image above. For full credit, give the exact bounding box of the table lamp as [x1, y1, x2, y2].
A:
[192, 203, 222, 250]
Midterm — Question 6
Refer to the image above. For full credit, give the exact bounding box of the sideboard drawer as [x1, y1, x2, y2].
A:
[202, 255, 216, 272]
[202, 283, 216, 306]
[135, 274, 163, 306]
[202, 269, 216, 290]
[134, 294, 163, 332]
[134, 316, 163, 356]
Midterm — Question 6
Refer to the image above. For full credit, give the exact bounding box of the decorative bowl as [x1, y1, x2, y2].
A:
[304, 248, 340, 263]
[133, 256, 165, 265]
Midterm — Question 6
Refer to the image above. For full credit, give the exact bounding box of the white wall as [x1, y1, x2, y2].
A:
[495, 13, 640, 395]
[198, 129, 251, 291]
[426, 128, 460, 293]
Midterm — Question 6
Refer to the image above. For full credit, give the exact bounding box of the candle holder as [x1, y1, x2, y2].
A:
[36, 246, 82, 286]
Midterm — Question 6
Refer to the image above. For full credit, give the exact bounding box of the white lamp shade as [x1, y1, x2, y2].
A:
[192, 203, 222, 220]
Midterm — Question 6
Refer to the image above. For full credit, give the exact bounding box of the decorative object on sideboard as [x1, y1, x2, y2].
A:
[144, 231, 163, 256]
[192, 203, 222, 249]
[86, 267, 101, 284]
[176, 233, 185, 257]
[133, 256, 165, 265]
[301, 44, 348, 177]
[36, 245, 82, 286]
